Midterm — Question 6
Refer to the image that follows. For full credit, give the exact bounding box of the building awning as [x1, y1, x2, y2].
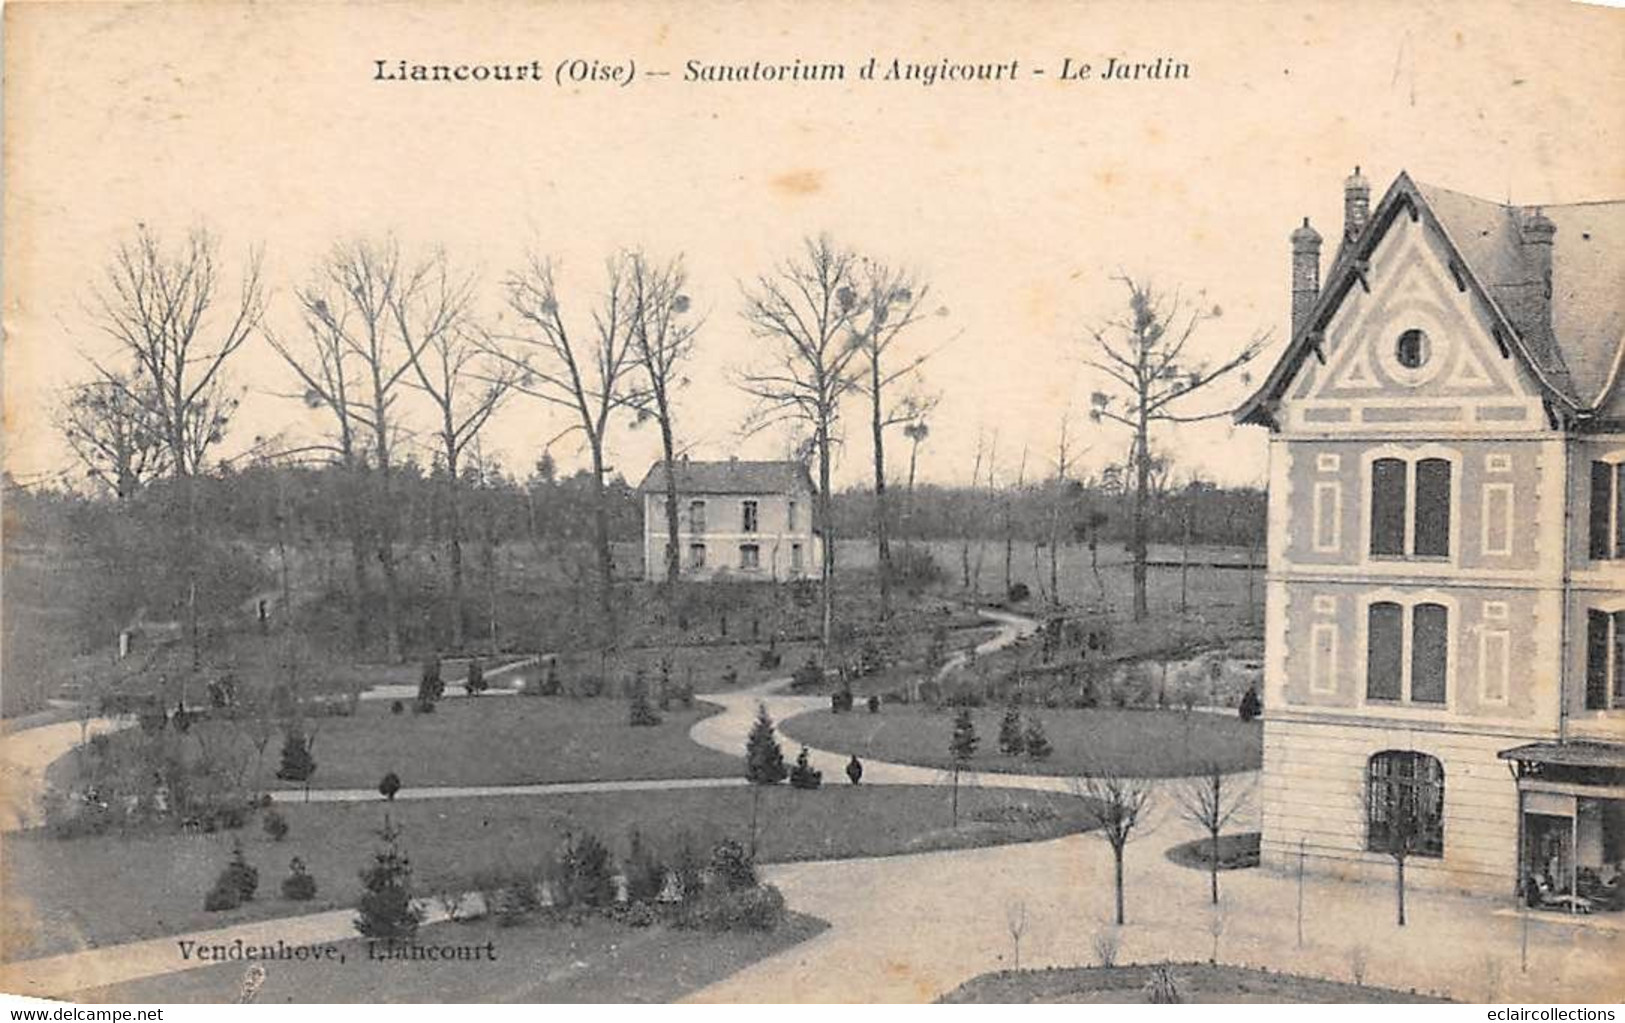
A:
[1498, 741, 1625, 769]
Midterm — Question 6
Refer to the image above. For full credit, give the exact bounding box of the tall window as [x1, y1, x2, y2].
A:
[1585, 609, 1625, 710]
[739, 544, 760, 571]
[1366, 751, 1445, 858]
[790, 542, 803, 574]
[1370, 456, 1452, 558]
[689, 500, 707, 534]
[787, 500, 798, 531]
[1589, 460, 1625, 560]
[688, 543, 706, 569]
[742, 500, 759, 533]
[1366, 600, 1449, 705]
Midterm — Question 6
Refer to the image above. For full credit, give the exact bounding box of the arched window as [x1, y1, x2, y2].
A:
[1366, 751, 1444, 858]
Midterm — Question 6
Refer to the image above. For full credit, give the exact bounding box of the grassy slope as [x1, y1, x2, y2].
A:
[939, 963, 1448, 1004]
[781, 704, 1262, 778]
[78, 912, 829, 1003]
[4, 784, 1096, 960]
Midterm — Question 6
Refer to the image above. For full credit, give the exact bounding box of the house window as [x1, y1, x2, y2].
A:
[689, 500, 707, 535]
[1395, 329, 1431, 370]
[739, 544, 760, 571]
[1313, 482, 1341, 553]
[1309, 623, 1338, 695]
[1369, 455, 1452, 558]
[1366, 599, 1450, 705]
[688, 543, 706, 569]
[1584, 609, 1625, 710]
[1482, 483, 1513, 557]
[1588, 460, 1625, 559]
[742, 500, 759, 533]
[790, 543, 803, 573]
[787, 500, 798, 531]
[1366, 751, 1445, 859]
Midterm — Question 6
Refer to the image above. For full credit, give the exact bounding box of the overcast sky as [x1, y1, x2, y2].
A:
[5, 0, 1622, 492]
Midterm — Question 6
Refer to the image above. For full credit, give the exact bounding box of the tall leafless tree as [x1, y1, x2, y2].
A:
[290, 239, 466, 662]
[739, 236, 866, 659]
[850, 260, 937, 620]
[1071, 769, 1156, 925]
[1175, 762, 1252, 905]
[489, 253, 639, 648]
[624, 252, 699, 592]
[902, 418, 930, 548]
[1085, 276, 1265, 620]
[405, 301, 515, 651]
[87, 226, 264, 666]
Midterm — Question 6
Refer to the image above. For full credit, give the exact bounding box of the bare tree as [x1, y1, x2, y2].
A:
[1071, 770, 1156, 925]
[87, 226, 264, 666]
[1005, 899, 1029, 969]
[1003, 446, 1028, 599]
[1175, 763, 1252, 905]
[960, 430, 988, 593]
[1084, 276, 1265, 620]
[1046, 415, 1082, 608]
[739, 236, 866, 658]
[490, 252, 639, 647]
[55, 375, 168, 499]
[1362, 756, 1441, 927]
[850, 260, 938, 620]
[624, 252, 700, 591]
[902, 418, 930, 548]
[288, 239, 463, 662]
[405, 295, 515, 650]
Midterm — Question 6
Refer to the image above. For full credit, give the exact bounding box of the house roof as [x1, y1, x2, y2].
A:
[636, 459, 815, 495]
[1236, 171, 1625, 425]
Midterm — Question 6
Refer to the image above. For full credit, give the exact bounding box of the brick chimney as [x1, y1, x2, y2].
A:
[1291, 217, 1322, 336]
[1343, 166, 1371, 244]
[1520, 206, 1556, 304]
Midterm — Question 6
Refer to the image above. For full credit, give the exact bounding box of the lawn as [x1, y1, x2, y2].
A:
[780, 704, 1261, 778]
[3, 783, 1098, 960]
[939, 963, 1447, 1003]
[60, 696, 744, 794]
[1165, 832, 1261, 872]
[76, 912, 828, 1003]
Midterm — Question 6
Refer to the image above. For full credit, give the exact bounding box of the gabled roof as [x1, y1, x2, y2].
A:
[1236, 171, 1625, 426]
[636, 459, 815, 495]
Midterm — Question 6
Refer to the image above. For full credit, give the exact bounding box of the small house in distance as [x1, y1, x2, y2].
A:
[637, 457, 821, 582]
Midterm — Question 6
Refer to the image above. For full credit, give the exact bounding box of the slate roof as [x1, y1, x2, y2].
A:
[636, 459, 816, 495]
[1237, 171, 1625, 424]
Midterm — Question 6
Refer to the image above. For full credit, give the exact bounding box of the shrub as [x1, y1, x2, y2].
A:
[628, 672, 662, 727]
[379, 772, 401, 801]
[790, 658, 824, 691]
[275, 728, 316, 784]
[657, 658, 673, 710]
[681, 882, 785, 932]
[998, 703, 1026, 756]
[1093, 926, 1120, 967]
[758, 646, 782, 671]
[418, 656, 445, 707]
[263, 809, 289, 842]
[830, 687, 854, 713]
[621, 900, 658, 928]
[846, 755, 864, 785]
[281, 857, 317, 901]
[1023, 719, 1053, 760]
[623, 829, 667, 903]
[887, 545, 945, 593]
[707, 839, 758, 891]
[789, 746, 823, 790]
[204, 841, 259, 910]
[745, 704, 788, 785]
[1007, 581, 1031, 604]
[867, 694, 881, 714]
[949, 708, 979, 765]
[495, 873, 541, 926]
[391, 700, 405, 715]
[720, 666, 739, 688]
[558, 831, 616, 908]
[354, 816, 422, 940]
[464, 657, 486, 696]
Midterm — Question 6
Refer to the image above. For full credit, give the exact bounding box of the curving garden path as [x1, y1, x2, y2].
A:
[3, 609, 1619, 1003]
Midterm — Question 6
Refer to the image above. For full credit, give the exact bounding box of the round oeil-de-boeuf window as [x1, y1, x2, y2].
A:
[1395, 328, 1430, 370]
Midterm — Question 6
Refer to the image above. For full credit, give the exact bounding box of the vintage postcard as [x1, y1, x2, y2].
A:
[1, 0, 1622, 1007]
